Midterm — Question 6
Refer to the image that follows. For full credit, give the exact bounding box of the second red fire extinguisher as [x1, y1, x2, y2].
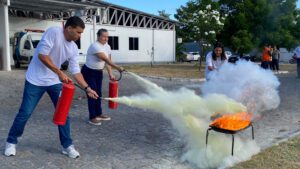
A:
[53, 82, 75, 125]
[108, 71, 123, 109]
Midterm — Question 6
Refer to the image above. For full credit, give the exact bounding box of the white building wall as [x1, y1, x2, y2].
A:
[0, 4, 11, 70]
[9, 17, 175, 64]
[84, 24, 175, 63]
[153, 29, 175, 62]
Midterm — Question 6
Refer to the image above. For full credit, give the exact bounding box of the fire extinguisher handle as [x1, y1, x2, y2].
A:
[112, 71, 123, 81]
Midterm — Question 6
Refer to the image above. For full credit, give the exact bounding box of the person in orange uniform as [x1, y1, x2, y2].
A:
[261, 44, 272, 69]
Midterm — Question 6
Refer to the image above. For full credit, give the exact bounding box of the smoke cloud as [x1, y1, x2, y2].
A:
[108, 61, 280, 168]
[201, 60, 280, 117]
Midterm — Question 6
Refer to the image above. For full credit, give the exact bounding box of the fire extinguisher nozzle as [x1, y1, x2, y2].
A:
[97, 97, 107, 101]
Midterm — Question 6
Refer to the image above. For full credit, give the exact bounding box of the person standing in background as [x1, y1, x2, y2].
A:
[271, 45, 280, 73]
[205, 42, 228, 80]
[261, 44, 272, 69]
[293, 45, 300, 78]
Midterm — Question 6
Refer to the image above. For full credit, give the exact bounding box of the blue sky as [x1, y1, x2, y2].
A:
[104, 0, 300, 20]
[103, 0, 189, 19]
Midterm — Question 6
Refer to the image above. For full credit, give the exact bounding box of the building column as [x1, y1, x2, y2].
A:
[173, 26, 176, 63]
[92, 15, 96, 42]
[0, 1, 11, 71]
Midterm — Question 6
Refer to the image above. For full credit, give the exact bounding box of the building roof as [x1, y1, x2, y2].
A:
[9, 0, 176, 23]
[97, 0, 177, 23]
[8, 0, 176, 30]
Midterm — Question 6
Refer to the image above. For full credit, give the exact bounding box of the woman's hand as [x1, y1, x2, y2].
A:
[109, 73, 116, 81]
[86, 87, 99, 99]
[118, 66, 125, 72]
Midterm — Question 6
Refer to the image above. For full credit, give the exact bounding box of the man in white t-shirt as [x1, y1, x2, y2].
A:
[4, 16, 98, 158]
[205, 42, 228, 80]
[293, 46, 300, 78]
[81, 28, 124, 125]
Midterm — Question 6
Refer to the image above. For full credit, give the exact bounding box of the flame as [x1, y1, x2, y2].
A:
[210, 112, 253, 131]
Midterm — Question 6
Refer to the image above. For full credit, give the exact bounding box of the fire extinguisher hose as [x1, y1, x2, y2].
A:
[73, 83, 106, 100]
[73, 70, 125, 100]
[111, 70, 123, 81]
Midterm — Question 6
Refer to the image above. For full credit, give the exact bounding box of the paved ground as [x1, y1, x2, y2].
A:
[0, 69, 299, 169]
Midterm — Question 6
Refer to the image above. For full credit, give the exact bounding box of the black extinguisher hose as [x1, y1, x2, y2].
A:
[112, 70, 123, 81]
[73, 83, 105, 100]
[74, 70, 125, 100]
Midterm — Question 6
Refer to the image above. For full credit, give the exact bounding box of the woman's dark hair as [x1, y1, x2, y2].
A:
[64, 16, 85, 29]
[273, 45, 279, 50]
[97, 29, 108, 37]
[212, 41, 226, 61]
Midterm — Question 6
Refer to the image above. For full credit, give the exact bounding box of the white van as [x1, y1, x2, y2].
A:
[12, 29, 44, 68]
[12, 29, 86, 69]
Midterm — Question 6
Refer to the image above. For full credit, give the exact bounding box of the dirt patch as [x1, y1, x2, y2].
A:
[123, 63, 205, 79]
[123, 63, 296, 79]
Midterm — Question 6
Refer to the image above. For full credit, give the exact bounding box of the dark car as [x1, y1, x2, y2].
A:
[61, 60, 69, 70]
[228, 53, 256, 64]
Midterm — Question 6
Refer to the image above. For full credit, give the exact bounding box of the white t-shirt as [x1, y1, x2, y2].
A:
[85, 41, 111, 70]
[294, 46, 300, 58]
[26, 27, 80, 86]
[205, 51, 227, 80]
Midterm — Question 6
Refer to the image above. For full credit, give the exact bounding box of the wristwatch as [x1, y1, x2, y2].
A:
[84, 85, 90, 91]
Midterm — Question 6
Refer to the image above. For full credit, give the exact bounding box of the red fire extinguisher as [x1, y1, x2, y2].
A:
[109, 71, 123, 109]
[53, 82, 75, 125]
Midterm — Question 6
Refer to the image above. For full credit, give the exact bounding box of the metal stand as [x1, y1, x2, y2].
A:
[205, 123, 254, 156]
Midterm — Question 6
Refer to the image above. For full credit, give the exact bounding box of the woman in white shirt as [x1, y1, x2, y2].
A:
[205, 42, 228, 80]
[81, 29, 124, 125]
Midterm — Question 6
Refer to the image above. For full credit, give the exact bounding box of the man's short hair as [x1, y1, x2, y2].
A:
[64, 16, 85, 29]
[97, 29, 108, 37]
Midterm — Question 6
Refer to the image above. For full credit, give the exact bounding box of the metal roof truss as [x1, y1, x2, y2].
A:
[8, 0, 175, 30]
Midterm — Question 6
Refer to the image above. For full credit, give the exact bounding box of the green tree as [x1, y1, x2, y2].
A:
[175, 1, 199, 42]
[158, 10, 171, 19]
[219, 0, 269, 53]
[219, 0, 299, 52]
[175, 0, 226, 44]
[175, 0, 227, 69]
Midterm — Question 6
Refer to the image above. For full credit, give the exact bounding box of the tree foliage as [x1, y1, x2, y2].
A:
[158, 10, 171, 19]
[175, 0, 226, 44]
[176, 0, 300, 52]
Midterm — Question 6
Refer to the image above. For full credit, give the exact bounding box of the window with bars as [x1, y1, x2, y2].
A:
[129, 37, 139, 50]
[108, 36, 119, 50]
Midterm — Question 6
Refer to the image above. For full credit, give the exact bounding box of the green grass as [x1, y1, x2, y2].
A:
[231, 135, 300, 169]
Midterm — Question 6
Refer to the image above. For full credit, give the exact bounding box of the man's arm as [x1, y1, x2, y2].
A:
[38, 54, 72, 83]
[39, 54, 98, 99]
[268, 49, 272, 56]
